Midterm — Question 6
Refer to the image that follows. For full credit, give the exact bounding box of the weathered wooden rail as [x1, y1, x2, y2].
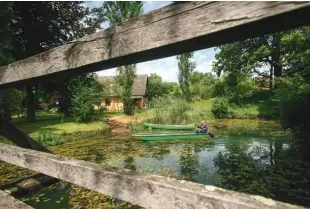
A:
[1, 1, 310, 208]
[1, 1, 310, 88]
[0, 190, 34, 209]
[0, 143, 304, 209]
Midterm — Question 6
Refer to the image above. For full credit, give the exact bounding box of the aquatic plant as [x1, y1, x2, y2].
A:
[31, 130, 65, 147]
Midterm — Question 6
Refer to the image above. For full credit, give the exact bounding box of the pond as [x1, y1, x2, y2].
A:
[10, 120, 310, 208]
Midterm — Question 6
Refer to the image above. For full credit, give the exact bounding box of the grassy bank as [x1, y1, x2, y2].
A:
[228, 103, 259, 119]
[11, 112, 109, 147]
[0, 112, 110, 186]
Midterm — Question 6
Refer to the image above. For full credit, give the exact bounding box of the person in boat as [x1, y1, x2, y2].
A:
[196, 121, 208, 134]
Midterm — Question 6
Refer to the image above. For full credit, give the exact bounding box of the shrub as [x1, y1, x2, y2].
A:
[258, 100, 280, 119]
[212, 80, 228, 97]
[211, 97, 229, 118]
[69, 74, 103, 122]
[275, 75, 310, 131]
[151, 96, 190, 125]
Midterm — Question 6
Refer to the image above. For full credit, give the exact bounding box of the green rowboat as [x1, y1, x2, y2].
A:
[133, 133, 209, 141]
[143, 122, 195, 130]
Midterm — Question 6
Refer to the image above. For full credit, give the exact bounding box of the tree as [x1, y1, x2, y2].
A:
[177, 52, 196, 102]
[11, 2, 101, 121]
[92, 1, 143, 26]
[0, 2, 13, 66]
[95, 1, 143, 115]
[12, 2, 100, 60]
[213, 26, 310, 141]
[190, 72, 216, 99]
[213, 33, 284, 90]
[162, 82, 180, 97]
[116, 65, 137, 115]
[69, 74, 103, 122]
[7, 89, 26, 118]
[0, 2, 14, 121]
[147, 73, 167, 100]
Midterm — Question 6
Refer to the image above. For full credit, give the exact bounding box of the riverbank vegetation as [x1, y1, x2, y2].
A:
[0, 113, 109, 147]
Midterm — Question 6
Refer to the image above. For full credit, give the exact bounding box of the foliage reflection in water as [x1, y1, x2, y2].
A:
[19, 120, 310, 208]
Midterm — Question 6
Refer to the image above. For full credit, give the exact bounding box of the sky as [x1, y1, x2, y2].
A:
[84, 1, 216, 82]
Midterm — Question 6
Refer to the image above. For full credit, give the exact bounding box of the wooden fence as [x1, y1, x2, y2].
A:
[1, 1, 310, 208]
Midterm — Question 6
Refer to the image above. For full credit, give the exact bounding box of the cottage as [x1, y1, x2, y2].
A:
[98, 74, 148, 111]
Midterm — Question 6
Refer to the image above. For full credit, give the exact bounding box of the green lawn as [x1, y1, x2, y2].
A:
[10, 112, 109, 147]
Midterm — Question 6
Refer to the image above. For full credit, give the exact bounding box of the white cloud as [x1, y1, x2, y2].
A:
[87, 1, 216, 82]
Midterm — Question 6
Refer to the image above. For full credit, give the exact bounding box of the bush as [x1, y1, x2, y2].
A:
[258, 100, 280, 119]
[69, 74, 103, 122]
[151, 96, 190, 125]
[212, 97, 229, 118]
[212, 80, 228, 97]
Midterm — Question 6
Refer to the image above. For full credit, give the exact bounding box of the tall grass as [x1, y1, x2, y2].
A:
[228, 103, 259, 119]
[140, 96, 214, 125]
[31, 130, 64, 147]
[152, 96, 190, 125]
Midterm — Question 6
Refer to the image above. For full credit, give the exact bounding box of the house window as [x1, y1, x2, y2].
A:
[105, 99, 111, 106]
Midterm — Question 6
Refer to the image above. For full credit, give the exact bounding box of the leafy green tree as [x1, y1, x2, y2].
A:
[7, 89, 26, 118]
[190, 72, 216, 99]
[0, 2, 13, 66]
[272, 27, 310, 138]
[213, 26, 310, 139]
[69, 74, 103, 122]
[92, 1, 143, 25]
[101, 77, 123, 100]
[177, 52, 196, 102]
[162, 82, 180, 96]
[116, 65, 137, 115]
[0, 2, 14, 121]
[213, 33, 284, 90]
[11, 2, 101, 121]
[147, 73, 163, 100]
[12, 2, 100, 60]
[95, 1, 143, 115]
[212, 71, 256, 105]
[147, 73, 175, 100]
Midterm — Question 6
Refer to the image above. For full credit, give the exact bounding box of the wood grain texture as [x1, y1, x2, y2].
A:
[0, 190, 34, 209]
[1, 1, 310, 87]
[0, 143, 305, 209]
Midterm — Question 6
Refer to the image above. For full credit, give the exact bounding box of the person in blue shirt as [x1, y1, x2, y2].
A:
[196, 121, 208, 134]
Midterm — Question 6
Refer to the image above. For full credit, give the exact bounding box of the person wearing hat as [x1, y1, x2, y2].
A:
[196, 121, 208, 134]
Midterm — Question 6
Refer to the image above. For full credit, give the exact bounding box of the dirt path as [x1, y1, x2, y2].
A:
[106, 115, 131, 137]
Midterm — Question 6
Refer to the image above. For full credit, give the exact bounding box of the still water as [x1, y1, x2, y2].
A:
[19, 120, 310, 208]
